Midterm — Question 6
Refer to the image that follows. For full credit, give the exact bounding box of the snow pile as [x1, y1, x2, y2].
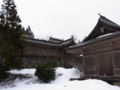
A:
[0, 67, 120, 90]
[51, 67, 82, 84]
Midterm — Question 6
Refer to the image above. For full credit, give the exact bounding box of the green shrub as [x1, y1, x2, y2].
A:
[35, 63, 55, 83]
[0, 66, 9, 80]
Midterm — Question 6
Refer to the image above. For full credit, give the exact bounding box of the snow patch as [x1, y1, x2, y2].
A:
[97, 33, 113, 38]
[0, 67, 120, 90]
[51, 67, 81, 84]
[8, 69, 36, 74]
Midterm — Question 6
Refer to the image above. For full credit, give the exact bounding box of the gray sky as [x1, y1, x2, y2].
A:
[0, 0, 120, 41]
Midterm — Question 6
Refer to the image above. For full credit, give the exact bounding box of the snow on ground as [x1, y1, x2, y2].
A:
[8, 69, 36, 75]
[51, 67, 82, 84]
[0, 67, 120, 90]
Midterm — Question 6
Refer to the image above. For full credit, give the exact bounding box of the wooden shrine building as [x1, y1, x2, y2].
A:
[22, 15, 120, 84]
[66, 15, 120, 79]
[22, 31, 83, 69]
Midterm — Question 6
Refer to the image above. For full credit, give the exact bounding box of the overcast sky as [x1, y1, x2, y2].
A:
[0, 0, 120, 41]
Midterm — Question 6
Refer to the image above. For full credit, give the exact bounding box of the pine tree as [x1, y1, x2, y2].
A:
[35, 62, 55, 83]
[0, 24, 13, 79]
[0, 0, 21, 26]
[0, 0, 25, 72]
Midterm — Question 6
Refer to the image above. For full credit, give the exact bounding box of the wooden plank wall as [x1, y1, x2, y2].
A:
[113, 52, 120, 76]
[81, 39, 120, 77]
[66, 34, 120, 78]
[84, 56, 96, 76]
[23, 46, 64, 58]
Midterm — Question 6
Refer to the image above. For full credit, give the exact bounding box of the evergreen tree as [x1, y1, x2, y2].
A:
[0, 0, 25, 72]
[0, 0, 21, 26]
[0, 24, 12, 79]
[35, 62, 55, 83]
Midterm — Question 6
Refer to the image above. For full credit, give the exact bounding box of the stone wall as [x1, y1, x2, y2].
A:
[22, 57, 72, 68]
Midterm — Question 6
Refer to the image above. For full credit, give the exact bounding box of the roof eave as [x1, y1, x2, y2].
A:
[83, 19, 101, 42]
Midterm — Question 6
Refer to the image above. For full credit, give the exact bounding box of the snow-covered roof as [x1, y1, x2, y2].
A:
[67, 31, 120, 49]
[96, 33, 114, 38]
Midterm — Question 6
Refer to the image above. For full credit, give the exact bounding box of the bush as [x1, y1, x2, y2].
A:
[0, 66, 9, 80]
[35, 63, 55, 83]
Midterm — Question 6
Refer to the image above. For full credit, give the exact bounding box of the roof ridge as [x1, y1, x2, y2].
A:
[49, 37, 64, 41]
[26, 37, 60, 44]
[26, 37, 74, 45]
[98, 14, 119, 26]
[83, 14, 120, 42]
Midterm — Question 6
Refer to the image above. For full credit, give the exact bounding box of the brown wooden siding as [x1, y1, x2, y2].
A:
[83, 48, 94, 55]
[23, 46, 64, 57]
[113, 52, 120, 76]
[95, 46, 113, 53]
[84, 53, 114, 77]
[84, 56, 96, 76]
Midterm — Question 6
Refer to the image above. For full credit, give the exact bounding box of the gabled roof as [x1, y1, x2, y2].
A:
[66, 15, 120, 50]
[26, 37, 75, 47]
[60, 38, 75, 46]
[83, 14, 120, 42]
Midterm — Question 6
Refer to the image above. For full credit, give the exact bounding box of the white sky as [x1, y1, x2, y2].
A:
[0, 0, 120, 41]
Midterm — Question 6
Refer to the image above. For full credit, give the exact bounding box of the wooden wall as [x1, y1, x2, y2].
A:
[22, 42, 74, 68]
[83, 39, 120, 77]
[67, 37, 120, 77]
[23, 42, 65, 58]
[23, 46, 64, 57]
